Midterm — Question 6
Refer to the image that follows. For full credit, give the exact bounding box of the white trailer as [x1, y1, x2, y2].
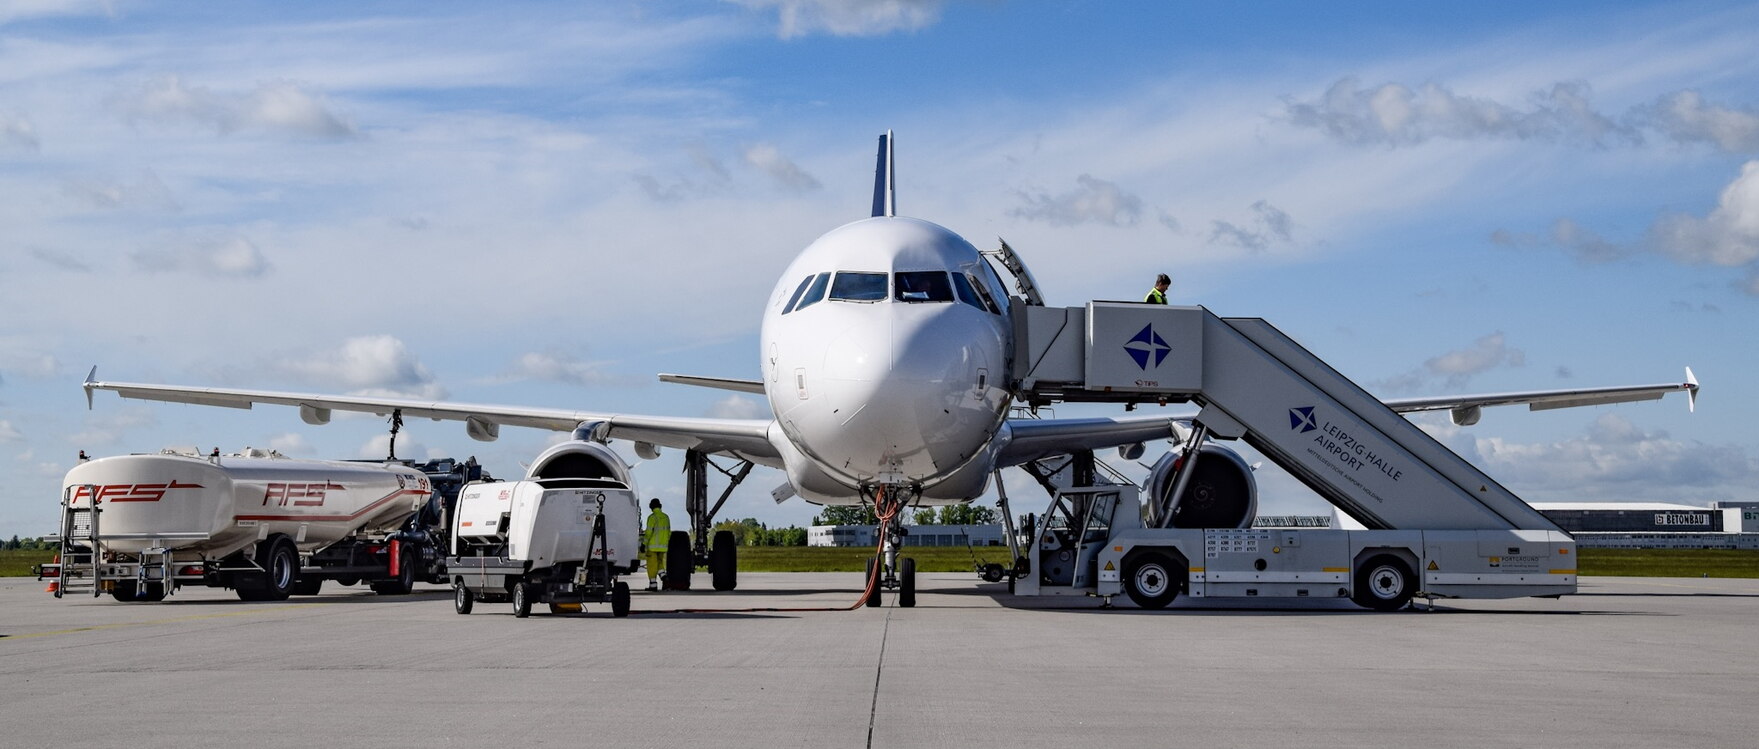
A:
[38, 448, 445, 602]
[447, 478, 641, 618]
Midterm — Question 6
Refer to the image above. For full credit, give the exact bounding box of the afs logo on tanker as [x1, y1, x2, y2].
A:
[74, 482, 204, 503]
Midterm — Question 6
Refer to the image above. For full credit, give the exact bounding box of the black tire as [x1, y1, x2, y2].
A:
[454, 582, 474, 615]
[249, 537, 299, 601]
[611, 581, 631, 618]
[110, 580, 139, 602]
[336, 577, 360, 587]
[512, 581, 532, 618]
[711, 530, 737, 592]
[863, 557, 881, 608]
[1353, 555, 1416, 612]
[292, 577, 323, 596]
[1123, 552, 1180, 610]
[899, 557, 916, 608]
[666, 530, 693, 590]
[136, 581, 168, 602]
[371, 543, 418, 595]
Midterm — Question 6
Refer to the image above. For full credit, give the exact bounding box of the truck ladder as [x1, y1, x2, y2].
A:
[55, 485, 103, 598]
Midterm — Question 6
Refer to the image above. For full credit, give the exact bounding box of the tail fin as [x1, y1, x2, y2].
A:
[871, 130, 895, 218]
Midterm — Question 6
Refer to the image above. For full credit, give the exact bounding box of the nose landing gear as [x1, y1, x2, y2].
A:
[864, 485, 918, 608]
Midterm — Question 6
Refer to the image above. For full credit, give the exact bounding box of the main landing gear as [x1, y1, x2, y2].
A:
[669, 450, 753, 592]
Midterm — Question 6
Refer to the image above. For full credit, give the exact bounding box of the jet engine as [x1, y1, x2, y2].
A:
[525, 440, 636, 488]
[1143, 443, 1257, 529]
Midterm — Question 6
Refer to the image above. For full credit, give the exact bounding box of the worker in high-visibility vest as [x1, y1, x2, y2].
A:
[1144, 273, 1170, 304]
[644, 498, 671, 591]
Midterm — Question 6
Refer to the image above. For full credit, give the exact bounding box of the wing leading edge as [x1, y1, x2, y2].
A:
[84, 374, 782, 467]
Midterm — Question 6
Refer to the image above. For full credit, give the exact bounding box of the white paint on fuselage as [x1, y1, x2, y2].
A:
[760, 217, 1013, 504]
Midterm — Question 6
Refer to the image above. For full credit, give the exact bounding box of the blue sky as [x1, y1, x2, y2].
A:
[2, 0, 1755, 535]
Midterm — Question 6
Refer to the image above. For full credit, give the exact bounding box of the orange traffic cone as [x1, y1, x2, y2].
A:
[46, 581, 58, 593]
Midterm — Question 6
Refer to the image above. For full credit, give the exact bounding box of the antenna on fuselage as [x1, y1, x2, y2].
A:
[871, 130, 895, 218]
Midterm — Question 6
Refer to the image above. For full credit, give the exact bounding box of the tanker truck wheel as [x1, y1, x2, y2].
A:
[110, 580, 139, 602]
[239, 537, 299, 601]
[292, 578, 323, 596]
[136, 582, 168, 602]
[512, 581, 532, 618]
[611, 581, 631, 617]
[370, 545, 418, 595]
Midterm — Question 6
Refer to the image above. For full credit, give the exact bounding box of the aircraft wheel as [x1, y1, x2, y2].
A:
[711, 530, 737, 591]
[1353, 556, 1416, 611]
[611, 581, 631, 618]
[899, 557, 916, 608]
[1123, 552, 1179, 610]
[454, 582, 474, 615]
[666, 531, 693, 590]
[863, 557, 881, 608]
[512, 581, 532, 618]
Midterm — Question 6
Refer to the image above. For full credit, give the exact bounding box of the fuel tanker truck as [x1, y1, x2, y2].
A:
[37, 447, 472, 602]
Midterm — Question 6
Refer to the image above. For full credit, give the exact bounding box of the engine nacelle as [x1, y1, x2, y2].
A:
[525, 440, 636, 489]
[1144, 443, 1257, 529]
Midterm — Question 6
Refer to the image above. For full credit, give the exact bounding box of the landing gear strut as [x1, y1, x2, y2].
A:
[681, 450, 754, 592]
[866, 486, 918, 608]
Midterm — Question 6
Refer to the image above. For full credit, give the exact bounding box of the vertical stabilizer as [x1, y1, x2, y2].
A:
[871, 130, 895, 217]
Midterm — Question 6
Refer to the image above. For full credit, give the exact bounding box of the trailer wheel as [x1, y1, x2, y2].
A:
[110, 580, 138, 602]
[512, 581, 532, 618]
[1124, 552, 1180, 610]
[611, 581, 631, 618]
[863, 557, 881, 608]
[251, 537, 298, 601]
[1353, 556, 1416, 611]
[899, 557, 916, 608]
[711, 530, 737, 592]
[292, 577, 323, 596]
[454, 582, 474, 615]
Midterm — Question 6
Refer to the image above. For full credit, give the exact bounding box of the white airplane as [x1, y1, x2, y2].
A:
[87, 132, 1699, 604]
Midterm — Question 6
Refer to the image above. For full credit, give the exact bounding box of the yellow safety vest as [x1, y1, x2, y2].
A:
[645, 509, 671, 551]
[1145, 288, 1167, 304]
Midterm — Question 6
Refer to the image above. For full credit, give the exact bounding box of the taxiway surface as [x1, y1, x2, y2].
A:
[3, 573, 1756, 748]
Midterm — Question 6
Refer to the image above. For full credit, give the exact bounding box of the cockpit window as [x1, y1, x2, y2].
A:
[829, 271, 888, 302]
[894, 271, 953, 303]
[782, 274, 816, 314]
[962, 272, 1002, 314]
[795, 272, 831, 311]
[950, 272, 986, 311]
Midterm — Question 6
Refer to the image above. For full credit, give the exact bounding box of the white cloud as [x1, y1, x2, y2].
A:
[733, 0, 945, 39]
[61, 171, 179, 212]
[0, 0, 117, 25]
[707, 394, 765, 419]
[1374, 332, 1526, 393]
[1467, 413, 1757, 501]
[29, 247, 92, 272]
[117, 75, 359, 140]
[0, 341, 59, 379]
[0, 419, 22, 443]
[131, 236, 272, 278]
[1647, 160, 1759, 268]
[277, 335, 445, 399]
[266, 432, 313, 455]
[1490, 217, 1634, 263]
[1640, 90, 1759, 153]
[500, 350, 618, 387]
[0, 112, 38, 151]
[1285, 77, 1636, 147]
[1012, 174, 1143, 227]
[357, 432, 433, 461]
[742, 143, 821, 191]
[71, 406, 157, 446]
[1208, 200, 1294, 251]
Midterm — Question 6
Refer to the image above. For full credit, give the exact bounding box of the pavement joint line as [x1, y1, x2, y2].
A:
[865, 606, 894, 749]
[3, 603, 330, 640]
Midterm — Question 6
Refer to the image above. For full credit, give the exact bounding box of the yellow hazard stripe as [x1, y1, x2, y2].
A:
[1321, 567, 1349, 572]
[1549, 569, 1577, 575]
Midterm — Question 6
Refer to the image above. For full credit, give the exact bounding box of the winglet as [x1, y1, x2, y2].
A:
[84, 366, 97, 410]
[1685, 367, 1698, 413]
[871, 130, 894, 218]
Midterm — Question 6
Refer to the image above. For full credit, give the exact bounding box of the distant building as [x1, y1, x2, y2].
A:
[809, 524, 1004, 548]
[1532, 502, 1759, 550]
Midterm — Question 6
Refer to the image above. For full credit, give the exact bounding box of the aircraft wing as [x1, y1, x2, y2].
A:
[657, 373, 766, 394]
[84, 374, 783, 467]
[1383, 368, 1698, 423]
